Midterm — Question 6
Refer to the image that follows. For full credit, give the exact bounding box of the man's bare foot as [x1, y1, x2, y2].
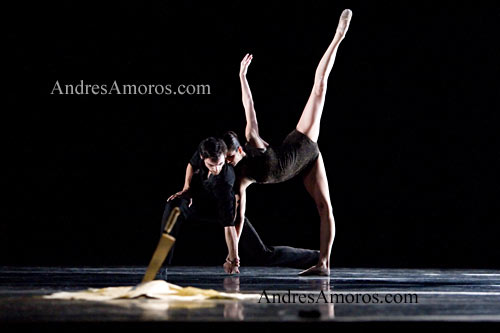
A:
[336, 9, 353, 37]
[298, 264, 330, 276]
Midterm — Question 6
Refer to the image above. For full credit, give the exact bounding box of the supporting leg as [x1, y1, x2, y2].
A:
[296, 9, 352, 142]
[299, 152, 335, 276]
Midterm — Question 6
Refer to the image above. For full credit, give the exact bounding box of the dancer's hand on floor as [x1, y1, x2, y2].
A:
[240, 53, 253, 77]
[167, 189, 192, 207]
[223, 257, 240, 274]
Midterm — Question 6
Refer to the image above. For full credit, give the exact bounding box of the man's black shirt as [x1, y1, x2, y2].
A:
[188, 150, 236, 227]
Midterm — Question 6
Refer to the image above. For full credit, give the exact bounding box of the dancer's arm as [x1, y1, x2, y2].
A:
[235, 178, 253, 242]
[235, 190, 246, 240]
[167, 162, 194, 206]
[239, 54, 268, 149]
[224, 227, 240, 274]
[224, 177, 251, 271]
[212, 167, 240, 274]
[182, 163, 194, 190]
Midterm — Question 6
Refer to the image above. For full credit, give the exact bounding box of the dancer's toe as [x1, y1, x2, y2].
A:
[298, 264, 330, 276]
[342, 9, 353, 21]
[337, 9, 353, 36]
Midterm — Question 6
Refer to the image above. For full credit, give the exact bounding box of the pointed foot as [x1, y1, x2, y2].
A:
[298, 264, 330, 276]
[337, 9, 353, 37]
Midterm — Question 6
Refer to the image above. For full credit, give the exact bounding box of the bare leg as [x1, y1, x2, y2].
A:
[299, 152, 335, 276]
[296, 9, 352, 142]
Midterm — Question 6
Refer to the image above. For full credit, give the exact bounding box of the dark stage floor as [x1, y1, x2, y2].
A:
[1, 266, 499, 328]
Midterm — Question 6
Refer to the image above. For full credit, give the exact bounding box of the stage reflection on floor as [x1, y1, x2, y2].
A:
[1, 266, 500, 323]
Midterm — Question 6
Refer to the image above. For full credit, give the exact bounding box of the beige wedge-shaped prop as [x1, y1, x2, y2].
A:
[141, 207, 181, 283]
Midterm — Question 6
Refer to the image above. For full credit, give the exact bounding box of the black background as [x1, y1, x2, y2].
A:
[4, 1, 500, 268]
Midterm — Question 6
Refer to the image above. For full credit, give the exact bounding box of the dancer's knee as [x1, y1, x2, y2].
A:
[165, 197, 191, 212]
[313, 78, 327, 96]
[316, 199, 333, 216]
[335, 28, 347, 40]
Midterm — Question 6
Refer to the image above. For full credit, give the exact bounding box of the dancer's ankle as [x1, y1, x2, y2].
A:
[318, 260, 329, 270]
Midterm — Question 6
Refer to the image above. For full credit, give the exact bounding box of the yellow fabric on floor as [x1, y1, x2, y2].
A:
[43, 280, 259, 301]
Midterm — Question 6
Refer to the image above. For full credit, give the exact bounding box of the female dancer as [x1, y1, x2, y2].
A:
[223, 9, 352, 276]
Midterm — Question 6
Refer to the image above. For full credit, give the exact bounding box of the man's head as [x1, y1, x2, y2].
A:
[199, 137, 228, 175]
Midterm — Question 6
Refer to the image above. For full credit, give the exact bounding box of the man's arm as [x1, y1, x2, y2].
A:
[167, 150, 198, 204]
[182, 163, 194, 190]
[167, 163, 194, 204]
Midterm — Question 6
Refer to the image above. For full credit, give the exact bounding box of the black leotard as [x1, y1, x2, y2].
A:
[236, 129, 320, 184]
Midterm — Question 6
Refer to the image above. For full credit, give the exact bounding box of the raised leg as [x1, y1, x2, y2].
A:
[296, 9, 352, 142]
[299, 152, 335, 276]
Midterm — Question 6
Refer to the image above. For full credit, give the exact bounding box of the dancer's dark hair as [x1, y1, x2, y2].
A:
[199, 137, 227, 160]
[223, 131, 241, 152]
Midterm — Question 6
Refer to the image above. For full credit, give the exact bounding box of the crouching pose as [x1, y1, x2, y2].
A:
[162, 137, 319, 273]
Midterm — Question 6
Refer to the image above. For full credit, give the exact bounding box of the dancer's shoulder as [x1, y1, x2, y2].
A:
[244, 141, 267, 154]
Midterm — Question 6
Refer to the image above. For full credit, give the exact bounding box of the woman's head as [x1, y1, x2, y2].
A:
[223, 131, 245, 166]
[199, 137, 227, 175]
